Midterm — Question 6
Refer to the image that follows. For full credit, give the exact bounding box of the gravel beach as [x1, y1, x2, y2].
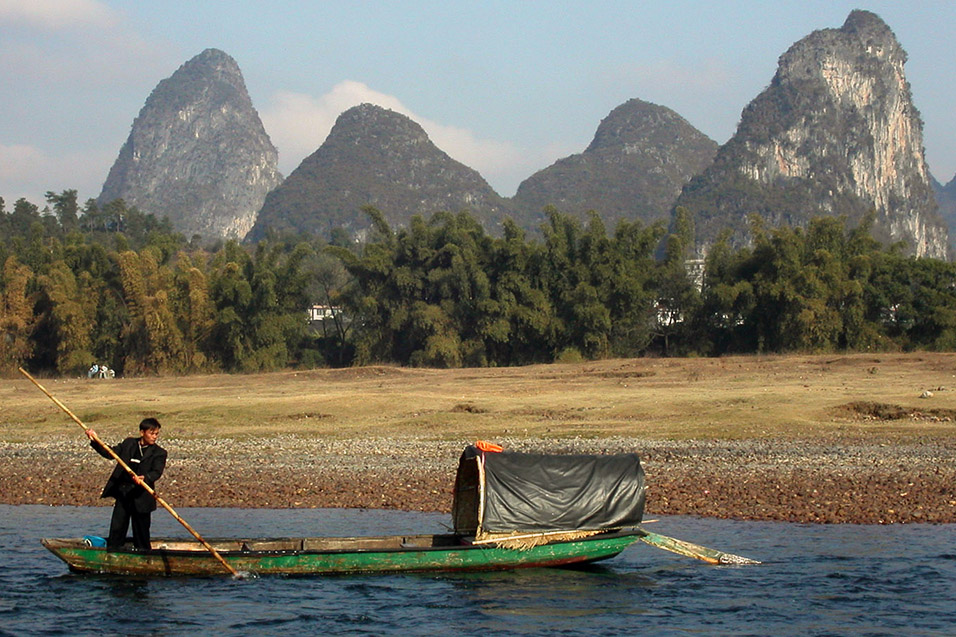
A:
[3, 435, 954, 524]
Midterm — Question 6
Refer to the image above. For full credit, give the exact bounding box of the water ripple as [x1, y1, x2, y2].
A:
[1, 506, 954, 636]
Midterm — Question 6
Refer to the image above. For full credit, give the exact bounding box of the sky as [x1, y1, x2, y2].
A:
[1, 0, 954, 210]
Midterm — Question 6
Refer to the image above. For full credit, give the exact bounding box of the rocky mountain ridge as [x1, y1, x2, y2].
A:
[99, 48, 281, 240]
[509, 98, 717, 228]
[100, 11, 951, 258]
[248, 103, 511, 240]
[674, 10, 949, 258]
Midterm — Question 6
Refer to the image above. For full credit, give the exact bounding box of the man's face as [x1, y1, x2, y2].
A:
[141, 428, 160, 446]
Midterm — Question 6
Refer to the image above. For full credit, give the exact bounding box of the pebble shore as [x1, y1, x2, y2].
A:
[3, 435, 954, 524]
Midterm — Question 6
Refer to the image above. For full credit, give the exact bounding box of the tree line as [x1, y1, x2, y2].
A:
[2, 191, 955, 377]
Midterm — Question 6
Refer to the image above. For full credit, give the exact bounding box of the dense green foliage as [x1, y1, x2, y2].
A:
[1, 193, 324, 376]
[2, 192, 955, 376]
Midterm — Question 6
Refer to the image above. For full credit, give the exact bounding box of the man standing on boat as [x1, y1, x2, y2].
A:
[85, 418, 167, 551]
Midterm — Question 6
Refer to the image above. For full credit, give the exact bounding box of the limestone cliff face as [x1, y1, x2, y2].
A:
[99, 49, 281, 240]
[676, 10, 949, 258]
[510, 98, 717, 228]
[249, 103, 510, 240]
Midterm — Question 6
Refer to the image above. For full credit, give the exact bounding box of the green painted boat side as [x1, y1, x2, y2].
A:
[42, 531, 644, 576]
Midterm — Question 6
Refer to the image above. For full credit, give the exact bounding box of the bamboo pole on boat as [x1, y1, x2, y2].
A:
[472, 527, 759, 565]
[470, 529, 601, 546]
[18, 367, 241, 578]
[637, 527, 760, 565]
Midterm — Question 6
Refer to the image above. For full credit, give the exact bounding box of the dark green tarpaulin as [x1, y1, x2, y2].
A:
[452, 445, 646, 535]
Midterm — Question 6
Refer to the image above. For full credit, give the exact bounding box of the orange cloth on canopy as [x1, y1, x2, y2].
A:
[475, 440, 503, 452]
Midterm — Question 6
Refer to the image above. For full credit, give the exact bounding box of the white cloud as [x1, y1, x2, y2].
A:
[0, 143, 46, 183]
[261, 80, 555, 196]
[0, 0, 167, 89]
[0, 143, 111, 205]
[0, 0, 118, 30]
[260, 81, 402, 170]
[0, 1, 170, 206]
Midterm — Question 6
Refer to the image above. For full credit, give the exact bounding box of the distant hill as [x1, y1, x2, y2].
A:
[674, 10, 949, 259]
[248, 104, 512, 241]
[933, 174, 956, 251]
[99, 48, 281, 240]
[510, 98, 717, 228]
[94, 13, 953, 258]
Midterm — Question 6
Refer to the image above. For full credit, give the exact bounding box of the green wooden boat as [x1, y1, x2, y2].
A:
[42, 530, 645, 576]
[42, 444, 758, 576]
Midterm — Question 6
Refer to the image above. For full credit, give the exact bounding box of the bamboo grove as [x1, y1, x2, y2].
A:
[2, 191, 956, 377]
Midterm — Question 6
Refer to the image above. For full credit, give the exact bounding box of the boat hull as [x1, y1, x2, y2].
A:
[42, 531, 643, 576]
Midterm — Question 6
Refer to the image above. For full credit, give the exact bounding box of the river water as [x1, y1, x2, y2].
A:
[0, 505, 953, 636]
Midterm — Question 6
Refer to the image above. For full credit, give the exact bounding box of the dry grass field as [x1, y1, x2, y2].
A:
[3, 353, 955, 523]
[4, 352, 955, 442]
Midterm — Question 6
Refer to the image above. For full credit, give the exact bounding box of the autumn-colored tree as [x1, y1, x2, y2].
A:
[0, 256, 35, 374]
[37, 260, 96, 374]
[118, 249, 186, 373]
[171, 252, 217, 371]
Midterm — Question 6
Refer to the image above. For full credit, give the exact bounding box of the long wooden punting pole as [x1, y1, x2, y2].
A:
[18, 367, 240, 578]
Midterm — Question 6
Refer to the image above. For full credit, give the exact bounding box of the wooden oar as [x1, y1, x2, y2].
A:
[18, 367, 241, 578]
[636, 526, 760, 565]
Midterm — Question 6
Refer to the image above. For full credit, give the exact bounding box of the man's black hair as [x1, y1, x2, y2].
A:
[139, 417, 161, 431]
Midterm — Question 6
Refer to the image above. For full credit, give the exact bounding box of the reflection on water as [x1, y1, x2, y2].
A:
[0, 505, 953, 636]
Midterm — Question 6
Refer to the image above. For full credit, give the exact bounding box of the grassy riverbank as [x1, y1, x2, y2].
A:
[3, 353, 955, 523]
[6, 353, 955, 440]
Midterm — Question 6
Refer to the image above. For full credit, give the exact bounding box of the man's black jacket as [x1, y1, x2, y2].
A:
[92, 437, 167, 513]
